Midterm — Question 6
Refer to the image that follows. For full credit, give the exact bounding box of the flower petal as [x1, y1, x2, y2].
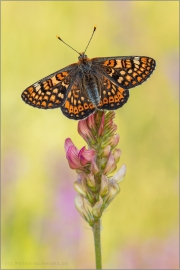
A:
[86, 172, 96, 188]
[113, 148, 121, 162]
[87, 113, 96, 129]
[103, 180, 120, 208]
[102, 145, 111, 157]
[100, 174, 109, 197]
[103, 152, 117, 175]
[112, 164, 126, 183]
[109, 134, 120, 147]
[66, 145, 81, 169]
[98, 112, 105, 136]
[92, 196, 103, 218]
[78, 119, 94, 142]
[64, 138, 75, 153]
[74, 174, 87, 196]
[91, 160, 100, 174]
[79, 147, 95, 166]
[74, 194, 85, 214]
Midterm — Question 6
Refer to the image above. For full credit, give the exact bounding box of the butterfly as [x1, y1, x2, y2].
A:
[21, 26, 156, 120]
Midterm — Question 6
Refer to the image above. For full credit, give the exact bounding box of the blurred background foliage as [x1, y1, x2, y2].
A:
[1, 1, 179, 269]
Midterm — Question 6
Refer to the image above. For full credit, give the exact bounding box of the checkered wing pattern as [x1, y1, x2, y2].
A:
[21, 54, 156, 120]
[61, 82, 95, 120]
[21, 64, 77, 109]
[97, 76, 129, 110]
[92, 56, 156, 89]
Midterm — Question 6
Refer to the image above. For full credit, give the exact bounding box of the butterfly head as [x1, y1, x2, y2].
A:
[78, 52, 88, 61]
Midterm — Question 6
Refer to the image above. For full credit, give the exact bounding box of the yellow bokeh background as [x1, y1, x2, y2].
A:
[2, 1, 179, 269]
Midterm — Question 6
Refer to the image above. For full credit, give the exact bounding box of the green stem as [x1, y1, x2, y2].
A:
[92, 219, 102, 269]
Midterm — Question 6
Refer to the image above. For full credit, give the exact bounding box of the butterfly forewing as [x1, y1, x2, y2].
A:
[21, 64, 77, 109]
[92, 56, 156, 89]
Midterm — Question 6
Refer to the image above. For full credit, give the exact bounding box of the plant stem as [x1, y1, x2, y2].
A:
[92, 219, 102, 269]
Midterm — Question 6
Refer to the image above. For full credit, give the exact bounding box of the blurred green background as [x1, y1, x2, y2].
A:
[2, 1, 179, 269]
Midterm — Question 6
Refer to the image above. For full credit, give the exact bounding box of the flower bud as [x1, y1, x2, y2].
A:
[90, 160, 100, 175]
[105, 111, 115, 123]
[92, 196, 103, 218]
[74, 194, 85, 214]
[103, 180, 120, 209]
[100, 174, 109, 197]
[98, 112, 105, 136]
[86, 190, 95, 204]
[78, 119, 94, 140]
[109, 134, 120, 147]
[75, 194, 94, 225]
[86, 172, 96, 189]
[74, 176, 87, 197]
[103, 153, 117, 175]
[87, 113, 96, 130]
[102, 145, 111, 157]
[113, 148, 121, 162]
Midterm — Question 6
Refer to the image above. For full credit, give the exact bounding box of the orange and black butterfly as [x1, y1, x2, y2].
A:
[21, 26, 156, 120]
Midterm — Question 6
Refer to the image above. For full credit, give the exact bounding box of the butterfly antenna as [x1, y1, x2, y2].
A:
[56, 35, 81, 55]
[84, 25, 96, 54]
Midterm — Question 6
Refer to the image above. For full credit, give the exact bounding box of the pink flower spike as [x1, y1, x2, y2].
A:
[78, 119, 94, 142]
[98, 112, 105, 136]
[79, 147, 95, 166]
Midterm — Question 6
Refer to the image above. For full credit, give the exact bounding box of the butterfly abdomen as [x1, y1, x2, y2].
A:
[85, 74, 100, 106]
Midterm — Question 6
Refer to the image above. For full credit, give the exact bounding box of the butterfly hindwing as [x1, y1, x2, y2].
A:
[61, 81, 96, 120]
[97, 76, 129, 110]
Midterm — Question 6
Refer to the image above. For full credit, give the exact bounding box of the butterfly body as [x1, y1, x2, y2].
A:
[77, 54, 99, 106]
[21, 54, 156, 120]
